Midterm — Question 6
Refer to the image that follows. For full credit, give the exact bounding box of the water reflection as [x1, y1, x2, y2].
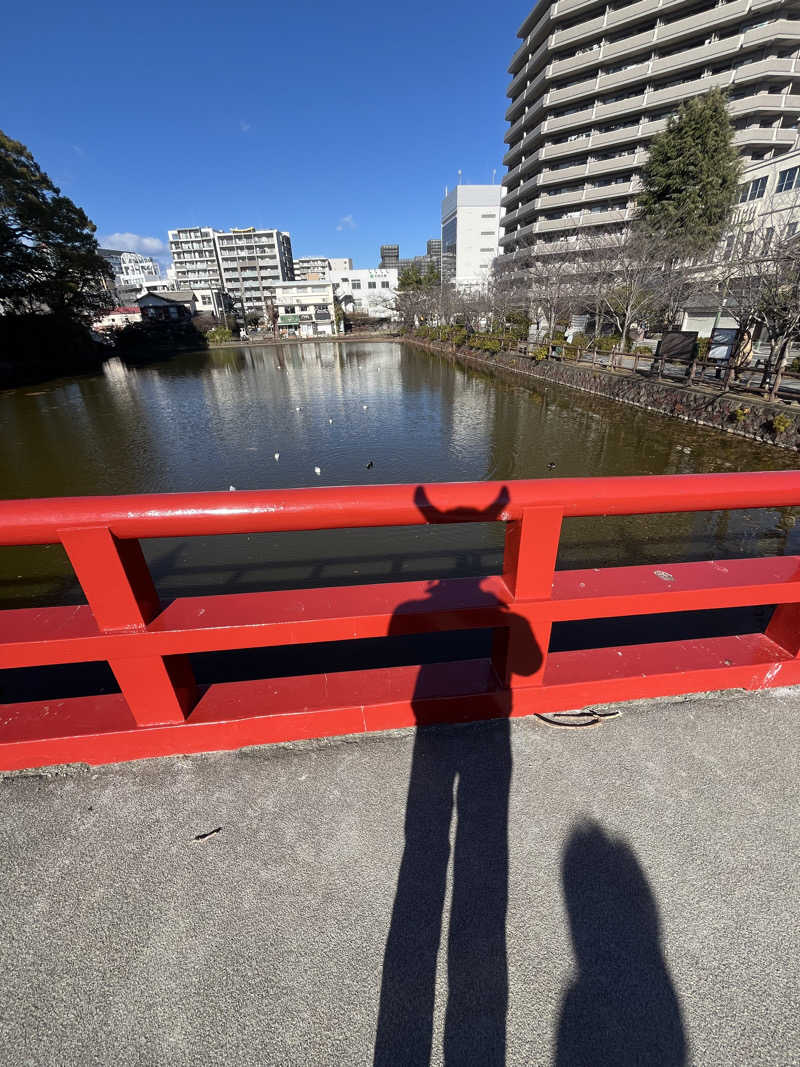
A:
[1, 340, 798, 611]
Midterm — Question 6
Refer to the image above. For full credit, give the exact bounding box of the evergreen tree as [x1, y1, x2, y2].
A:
[0, 129, 112, 319]
[636, 89, 740, 252]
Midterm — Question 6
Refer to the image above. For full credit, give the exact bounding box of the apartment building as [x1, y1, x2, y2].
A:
[168, 228, 223, 289]
[682, 146, 800, 332]
[214, 228, 294, 316]
[441, 185, 503, 286]
[168, 227, 294, 316]
[294, 256, 330, 280]
[98, 249, 161, 300]
[379, 245, 400, 269]
[501, 0, 800, 255]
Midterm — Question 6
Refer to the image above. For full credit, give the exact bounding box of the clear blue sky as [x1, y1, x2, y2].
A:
[3, 0, 531, 269]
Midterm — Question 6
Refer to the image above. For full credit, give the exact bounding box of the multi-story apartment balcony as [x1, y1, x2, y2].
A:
[501, 0, 800, 256]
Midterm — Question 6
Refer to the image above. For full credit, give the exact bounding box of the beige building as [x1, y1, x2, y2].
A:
[501, 0, 800, 255]
[269, 280, 338, 337]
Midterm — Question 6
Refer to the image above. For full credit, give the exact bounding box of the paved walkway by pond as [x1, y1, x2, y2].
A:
[1, 689, 798, 1066]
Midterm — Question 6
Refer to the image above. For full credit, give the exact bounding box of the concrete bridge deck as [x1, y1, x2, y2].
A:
[1, 689, 798, 1066]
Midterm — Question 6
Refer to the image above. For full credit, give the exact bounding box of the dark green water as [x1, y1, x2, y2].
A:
[1, 340, 797, 695]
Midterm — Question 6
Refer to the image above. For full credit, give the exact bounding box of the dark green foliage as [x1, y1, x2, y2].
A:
[0, 128, 115, 381]
[398, 264, 441, 291]
[594, 335, 622, 352]
[0, 129, 113, 320]
[206, 326, 234, 344]
[636, 89, 740, 251]
[115, 320, 208, 357]
[0, 313, 105, 385]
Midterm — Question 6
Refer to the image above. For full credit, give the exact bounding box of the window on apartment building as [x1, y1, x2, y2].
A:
[739, 176, 768, 202]
[778, 167, 799, 193]
[480, 247, 494, 252]
[381, 281, 390, 288]
[352, 280, 361, 289]
[788, 222, 799, 237]
[481, 213, 495, 217]
[724, 234, 735, 255]
[368, 282, 376, 289]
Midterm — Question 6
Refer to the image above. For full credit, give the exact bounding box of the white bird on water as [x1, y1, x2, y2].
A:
[314, 466, 321, 476]
[229, 485, 236, 491]
[274, 452, 280, 461]
[296, 406, 302, 412]
[329, 418, 333, 424]
[363, 404, 368, 411]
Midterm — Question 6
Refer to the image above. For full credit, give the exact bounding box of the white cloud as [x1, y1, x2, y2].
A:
[100, 232, 167, 254]
[240, 119, 251, 132]
[336, 214, 357, 231]
[72, 144, 85, 156]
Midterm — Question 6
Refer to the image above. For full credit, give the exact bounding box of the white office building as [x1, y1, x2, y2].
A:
[441, 185, 503, 288]
[269, 280, 338, 337]
[329, 268, 398, 318]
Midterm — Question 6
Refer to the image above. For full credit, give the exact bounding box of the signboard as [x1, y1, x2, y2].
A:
[655, 331, 697, 363]
[278, 314, 300, 325]
[709, 326, 739, 363]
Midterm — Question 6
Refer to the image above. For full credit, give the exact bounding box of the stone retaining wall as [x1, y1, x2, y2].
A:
[407, 336, 800, 452]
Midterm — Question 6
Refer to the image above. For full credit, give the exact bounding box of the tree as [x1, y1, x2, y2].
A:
[713, 194, 800, 398]
[636, 89, 740, 253]
[0, 129, 113, 320]
[524, 245, 579, 340]
[394, 262, 441, 328]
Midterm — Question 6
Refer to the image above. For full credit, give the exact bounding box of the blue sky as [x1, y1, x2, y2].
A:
[3, 0, 531, 269]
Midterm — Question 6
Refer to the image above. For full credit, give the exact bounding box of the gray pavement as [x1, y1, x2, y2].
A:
[1, 689, 799, 1066]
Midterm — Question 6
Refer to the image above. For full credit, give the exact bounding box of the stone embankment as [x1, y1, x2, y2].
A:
[408, 336, 800, 451]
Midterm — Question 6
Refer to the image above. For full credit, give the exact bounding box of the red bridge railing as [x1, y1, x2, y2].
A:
[1, 472, 800, 770]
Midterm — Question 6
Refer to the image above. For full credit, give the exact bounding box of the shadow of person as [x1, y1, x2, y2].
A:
[556, 819, 687, 1067]
[374, 486, 542, 1067]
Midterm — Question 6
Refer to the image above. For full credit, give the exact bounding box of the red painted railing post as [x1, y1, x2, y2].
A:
[493, 506, 562, 690]
[60, 527, 197, 725]
[765, 602, 800, 656]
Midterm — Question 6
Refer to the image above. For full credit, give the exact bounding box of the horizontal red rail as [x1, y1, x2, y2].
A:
[1, 473, 800, 771]
[2, 470, 800, 544]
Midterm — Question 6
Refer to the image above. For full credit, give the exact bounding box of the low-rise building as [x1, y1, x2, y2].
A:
[137, 292, 194, 322]
[329, 268, 398, 319]
[93, 305, 143, 331]
[269, 280, 338, 337]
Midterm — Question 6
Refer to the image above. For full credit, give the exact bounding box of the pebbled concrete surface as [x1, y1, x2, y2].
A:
[1, 688, 799, 1066]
